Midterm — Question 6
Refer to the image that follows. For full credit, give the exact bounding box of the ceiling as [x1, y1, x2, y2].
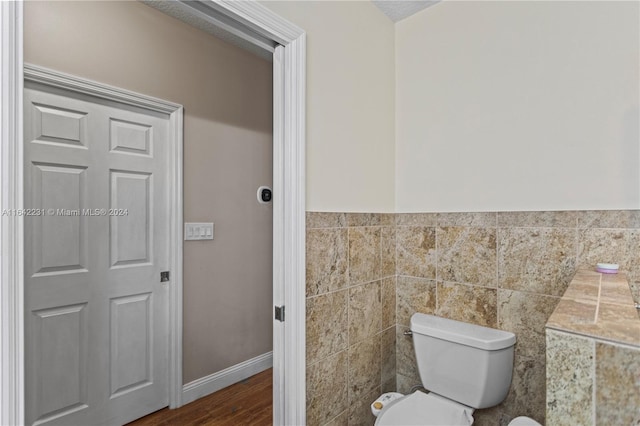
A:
[372, 0, 440, 22]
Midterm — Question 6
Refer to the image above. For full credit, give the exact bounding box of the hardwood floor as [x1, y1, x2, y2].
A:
[127, 369, 273, 426]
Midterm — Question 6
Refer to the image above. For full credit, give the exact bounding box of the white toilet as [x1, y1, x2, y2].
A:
[373, 313, 541, 426]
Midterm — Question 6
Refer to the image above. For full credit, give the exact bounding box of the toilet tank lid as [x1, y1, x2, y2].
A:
[410, 313, 516, 350]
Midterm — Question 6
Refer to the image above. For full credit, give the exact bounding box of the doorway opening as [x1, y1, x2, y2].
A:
[0, 1, 306, 425]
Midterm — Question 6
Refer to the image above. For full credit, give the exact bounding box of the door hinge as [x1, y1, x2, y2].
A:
[160, 271, 170, 282]
[274, 305, 285, 322]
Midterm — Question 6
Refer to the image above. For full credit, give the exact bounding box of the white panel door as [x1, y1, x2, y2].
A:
[24, 84, 170, 426]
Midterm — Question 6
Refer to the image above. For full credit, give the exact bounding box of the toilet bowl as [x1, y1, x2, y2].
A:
[373, 313, 540, 425]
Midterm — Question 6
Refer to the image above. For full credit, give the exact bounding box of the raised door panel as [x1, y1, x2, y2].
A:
[32, 103, 87, 148]
[30, 163, 87, 276]
[110, 293, 152, 397]
[30, 304, 88, 424]
[109, 118, 152, 156]
[109, 171, 152, 268]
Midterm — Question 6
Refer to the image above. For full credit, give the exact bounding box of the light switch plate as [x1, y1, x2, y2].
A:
[185, 222, 214, 240]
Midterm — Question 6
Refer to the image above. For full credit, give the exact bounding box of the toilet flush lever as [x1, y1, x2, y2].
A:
[635, 303, 640, 310]
[403, 330, 413, 336]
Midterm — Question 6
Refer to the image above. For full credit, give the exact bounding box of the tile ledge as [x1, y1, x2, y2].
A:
[546, 269, 640, 347]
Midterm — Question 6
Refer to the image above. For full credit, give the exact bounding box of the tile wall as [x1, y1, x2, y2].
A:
[306, 213, 397, 426]
[305, 210, 640, 426]
[545, 269, 640, 425]
[546, 330, 640, 425]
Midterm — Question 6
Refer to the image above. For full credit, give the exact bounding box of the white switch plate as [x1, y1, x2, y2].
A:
[185, 222, 214, 240]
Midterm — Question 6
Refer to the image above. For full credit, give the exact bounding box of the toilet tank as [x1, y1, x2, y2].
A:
[410, 313, 516, 409]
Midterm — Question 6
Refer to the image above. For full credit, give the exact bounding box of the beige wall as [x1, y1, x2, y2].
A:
[264, 1, 639, 213]
[396, 1, 640, 212]
[25, 1, 273, 384]
[263, 1, 396, 213]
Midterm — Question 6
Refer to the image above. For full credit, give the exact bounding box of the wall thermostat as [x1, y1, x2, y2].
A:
[257, 186, 272, 204]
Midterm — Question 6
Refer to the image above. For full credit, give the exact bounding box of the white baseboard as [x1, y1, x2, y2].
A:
[181, 351, 273, 405]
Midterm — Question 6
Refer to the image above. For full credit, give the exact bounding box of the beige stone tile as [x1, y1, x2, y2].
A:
[396, 226, 437, 279]
[501, 352, 547, 424]
[577, 209, 640, 229]
[379, 214, 395, 226]
[381, 378, 396, 394]
[349, 227, 381, 285]
[306, 212, 347, 229]
[498, 227, 577, 296]
[347, 213, 385, 227]
[546, 298, 597, 330]
[381, 327, 396, 389]
[437, 212, 497, 227]
[323, 411, 348, 426]
[348, 336, 381, 401]
[396, 213, 437, 227]
[628, 230, 640, 305]
[595, 303, 640, 346]
[577, 228, 632, 270]
[307, 351, 348, 426]
[437, 226, 497, 286]
[498, 289, 560, 359]
[497, 211, 577, 228]
[349, 282, 381, 345]
[629, 281, 640, 308]
[545, 330, 594, 426]
[599, 274, 635, 304]
[380, 226, 396, 278]
[560, 278, 599, 303]
[306, 228, 348, 297]
[396, 373, 421, 395]
[548, 301, 640, 347]
[595, 342, 640, 425]
[381, 277, 396, 329]
[396, 276, 436, 327]
[473, 407, 512, 426]
[395, 326, 419, 383]
[436, 281, 497, 327]
[348, 385, 379, 426]
[307, 291, 348, 365]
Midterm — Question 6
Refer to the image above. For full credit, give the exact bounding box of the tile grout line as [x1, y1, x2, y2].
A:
[495, 212, 500, 330]
[593, 273, 602, 325]
[591, 339, 596, 425]
[346, 225, 351, 418]
[435, 217, 439, 310]
[377, 223, 382, 393]
[394, 214, 399, 391]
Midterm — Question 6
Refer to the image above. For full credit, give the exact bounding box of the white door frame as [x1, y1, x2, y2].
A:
[0, 1, 306, 425]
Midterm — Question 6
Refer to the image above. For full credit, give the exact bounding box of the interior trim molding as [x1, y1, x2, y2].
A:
[23, 64, 183, 114]
[0, 2, 24, 425]
[24, 64, 182, 114]
[182, 352, 273, 406]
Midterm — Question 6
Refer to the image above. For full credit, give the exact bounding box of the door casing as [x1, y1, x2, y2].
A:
[0, 1, 307, 425]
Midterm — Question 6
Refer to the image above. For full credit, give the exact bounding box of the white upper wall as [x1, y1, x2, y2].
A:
[396, 1, 639, 212]
[263, 1, 396, 212]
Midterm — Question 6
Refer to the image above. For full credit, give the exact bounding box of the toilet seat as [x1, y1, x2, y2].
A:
[374, 391, 474, 426]
[508, 416, 542, 426]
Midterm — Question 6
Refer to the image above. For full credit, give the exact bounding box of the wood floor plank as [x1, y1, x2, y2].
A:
[127, 369, 273, 426]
